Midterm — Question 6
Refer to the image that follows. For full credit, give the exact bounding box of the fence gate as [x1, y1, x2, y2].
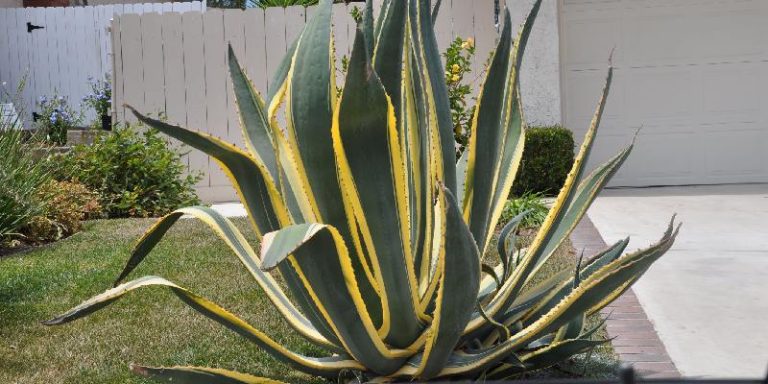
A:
[0, 2, 204, 125]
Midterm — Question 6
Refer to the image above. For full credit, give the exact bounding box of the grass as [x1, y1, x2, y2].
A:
[0, 217, 618, 383]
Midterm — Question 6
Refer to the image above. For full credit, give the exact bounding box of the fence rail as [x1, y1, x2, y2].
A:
[0, 1, 204, 124]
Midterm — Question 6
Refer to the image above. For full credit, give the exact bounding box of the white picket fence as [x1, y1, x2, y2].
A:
[111, 0, 502, 202]
[0, 1, 204, 124]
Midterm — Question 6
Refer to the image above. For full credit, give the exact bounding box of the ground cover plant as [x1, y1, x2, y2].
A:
[45, 0, 678, 382]
[501, 192, 549, 230]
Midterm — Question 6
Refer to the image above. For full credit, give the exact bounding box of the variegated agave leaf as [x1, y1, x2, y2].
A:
[45, 0, 678, 381]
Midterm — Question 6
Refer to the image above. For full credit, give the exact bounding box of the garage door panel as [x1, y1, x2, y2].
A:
[626, 68, 694, 120]
[560, 0, 768, 186]
[563, 18, 618, 66]
[587, 132, 699, 186]
[701, 125, 768, 181]
[701, 64, 766, 118]
[565, 69, 625, 124]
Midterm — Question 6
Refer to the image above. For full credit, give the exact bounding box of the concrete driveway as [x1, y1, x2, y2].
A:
[587, 184, 768, 379]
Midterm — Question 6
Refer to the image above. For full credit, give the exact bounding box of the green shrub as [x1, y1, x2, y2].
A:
[54, 124, 202, 218]
[499, 192, 549, 230]
[512, 125, 575, 196]
[23, 180, 101, 243]
[0, 126, 52, 245]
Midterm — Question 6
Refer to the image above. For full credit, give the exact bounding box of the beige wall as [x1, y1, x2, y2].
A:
[0, 0, 22, 8]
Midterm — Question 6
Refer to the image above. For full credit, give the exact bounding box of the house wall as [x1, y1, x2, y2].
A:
[0, 0, 22, 8]
[509, 0, 562, 127]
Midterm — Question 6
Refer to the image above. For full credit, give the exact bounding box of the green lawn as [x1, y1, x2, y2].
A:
[0, 218, 618, 383]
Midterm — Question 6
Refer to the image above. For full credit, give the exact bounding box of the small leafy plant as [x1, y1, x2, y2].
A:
[35, 95, 82, 146]
[53, 124, 201, 218]
[444, 36, 475, 156]
[82, 76, 112, 118]
[501, 192, 549, 229]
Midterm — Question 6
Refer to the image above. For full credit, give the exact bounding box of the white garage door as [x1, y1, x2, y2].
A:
[560, 0, 768, 186]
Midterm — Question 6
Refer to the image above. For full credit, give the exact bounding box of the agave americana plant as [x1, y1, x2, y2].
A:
[45, 0, 679, 381]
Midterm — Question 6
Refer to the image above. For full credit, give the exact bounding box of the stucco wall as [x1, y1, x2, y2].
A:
[508, 0, 561, 127]
[0, 0, 22, 8]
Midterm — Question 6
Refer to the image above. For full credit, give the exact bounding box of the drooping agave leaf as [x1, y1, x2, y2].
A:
[126, 107, 287, 238]
[112, 206, 342, 351]
[131, 365, 287, 384]
[43, 276, 362, 377]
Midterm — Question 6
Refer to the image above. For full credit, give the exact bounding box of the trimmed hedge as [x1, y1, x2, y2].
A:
[511, 125, 575, 197]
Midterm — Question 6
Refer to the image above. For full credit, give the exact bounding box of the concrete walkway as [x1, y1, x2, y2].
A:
[587, 184, 768, 379]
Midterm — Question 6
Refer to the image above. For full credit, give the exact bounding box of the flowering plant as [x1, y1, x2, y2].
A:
[443, 36, 475, 156]
[36, 95, 82, 146]
[82, 77, 112, 117]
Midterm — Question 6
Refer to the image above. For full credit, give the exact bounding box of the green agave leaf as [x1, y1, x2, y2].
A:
[487, 338, 608, 380]
[410, 186, 480, 379]
[266, 39, 298, 106]
[463, 1, 542, 256]
[126, 107, 286, 238]
[227, 45, 279, 182]
[475, 64, 614, 333]
[335, 27, 422, 347]
[373, 0, 406, 118]
[431, 0, 443, 25]
[523, 237, 629, 326]
[362, 0, 374, 59]
[228, 46, 304, 222]
[259, 223, 411, 375]
[462, 8, 515, 252]
[408, 0, 456, 194]
[524, 144, 634, 288]
[131, 364, 287, 384]
[392, 219, 678, 379]
[285, 0, 383, 328]
[44, 276, 362, 377]
[112, 206, 342, 351]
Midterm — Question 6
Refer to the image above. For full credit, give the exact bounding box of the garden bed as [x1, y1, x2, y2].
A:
[0, 218, 618, 383]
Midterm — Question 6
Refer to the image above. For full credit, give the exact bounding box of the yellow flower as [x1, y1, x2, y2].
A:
[451, 74, 461, 82]
[451, 64, 461, 73]
[461, 37, 475, 50]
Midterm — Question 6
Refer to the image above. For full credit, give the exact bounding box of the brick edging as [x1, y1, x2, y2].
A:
[570, 216, 681, 379]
